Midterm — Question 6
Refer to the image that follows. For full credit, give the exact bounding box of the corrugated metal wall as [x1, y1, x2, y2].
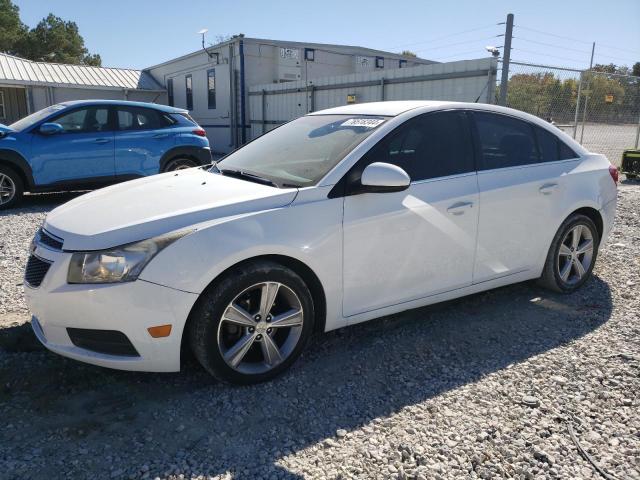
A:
[249, 58, 497, 139]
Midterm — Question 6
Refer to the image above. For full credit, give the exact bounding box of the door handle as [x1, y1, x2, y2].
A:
[153, 133, 169, 139]
[447, 201, 474, 215]
[539, 183, 558, 195]
[94, 138, 111, 144]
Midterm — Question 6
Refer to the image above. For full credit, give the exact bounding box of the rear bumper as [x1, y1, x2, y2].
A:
[25, 245, 199, 372]
[600, 196, 617, 246]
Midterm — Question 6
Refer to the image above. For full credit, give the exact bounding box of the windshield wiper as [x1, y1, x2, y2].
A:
[219, 168, 279, 188]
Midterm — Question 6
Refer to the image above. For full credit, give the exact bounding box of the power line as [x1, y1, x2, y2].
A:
[513, 47, 590, 65]
[434, 48, 492, 61]
[514, 25, 593, 45]
[412, 36, 501, 54]
[389, 24, 499, 50]
[515, 36, 592, 55]
[594, 43, 640, 56]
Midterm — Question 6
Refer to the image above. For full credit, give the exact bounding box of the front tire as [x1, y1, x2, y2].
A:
[539, 214, 600, 293]
[163, 157, 198, 172]
[188, 261, 315, 384]
[0, 165, 24, 210]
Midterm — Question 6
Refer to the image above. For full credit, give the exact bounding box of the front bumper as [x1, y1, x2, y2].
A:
[24, 244, 199, 372]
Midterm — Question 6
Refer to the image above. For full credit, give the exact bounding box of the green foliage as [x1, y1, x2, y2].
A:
[0, 0, 27, 55]
[0, 1, 101, 66]
[633, 62, 640, 77]
[400, 50, 417, 58]
[506, 66, 639, 124]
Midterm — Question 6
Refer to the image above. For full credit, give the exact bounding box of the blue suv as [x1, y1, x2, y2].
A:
[0, 100, 211, 209]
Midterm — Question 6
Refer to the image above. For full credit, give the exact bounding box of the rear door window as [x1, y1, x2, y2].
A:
[536, 126, 578, 162]
[117, 107, 167, 131]
[473, 112, 539, 170]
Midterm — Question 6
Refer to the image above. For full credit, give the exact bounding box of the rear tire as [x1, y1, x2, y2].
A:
[538, 214, 600, 293]
[163, 158, 198, 172]
[0, 165, 24, 210]
[188, 261, 315, 384]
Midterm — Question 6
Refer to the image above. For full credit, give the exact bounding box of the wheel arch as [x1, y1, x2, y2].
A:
[568, 206, 603, 240]
[180, 253, 327, 353]
[0, 149, 35, 190]
[159, 146, 210, 172]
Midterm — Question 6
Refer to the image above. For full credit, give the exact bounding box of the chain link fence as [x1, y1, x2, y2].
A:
[496, 60, 640, 166]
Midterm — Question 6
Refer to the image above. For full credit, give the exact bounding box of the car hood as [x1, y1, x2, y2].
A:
[44, 168, 298, 251]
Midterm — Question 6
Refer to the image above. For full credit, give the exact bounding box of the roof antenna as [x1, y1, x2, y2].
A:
[198, 29, 216, 59]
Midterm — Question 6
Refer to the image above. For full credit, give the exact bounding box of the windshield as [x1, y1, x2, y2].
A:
[9, 104, 66, 131]
[217, 114, 388, 187]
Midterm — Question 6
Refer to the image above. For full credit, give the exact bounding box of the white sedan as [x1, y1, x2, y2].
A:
[24, 101, 618, 384]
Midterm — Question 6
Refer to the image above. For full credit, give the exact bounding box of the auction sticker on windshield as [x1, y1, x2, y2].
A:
[340, 118, 386, 128]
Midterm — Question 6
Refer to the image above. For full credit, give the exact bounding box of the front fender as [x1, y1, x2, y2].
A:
[0, 148, 35, 189]
[139, 190, 345, 331]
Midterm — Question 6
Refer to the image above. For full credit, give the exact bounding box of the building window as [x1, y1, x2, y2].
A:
[167, 79, 174, 107]
[185, 75, 193, 110]
[0, 91, 5, 119]
[207, 69, 216, 109]
[399, 59, 407, 68]
[304, 48, 315, 61]
[375, 56, 384, 68]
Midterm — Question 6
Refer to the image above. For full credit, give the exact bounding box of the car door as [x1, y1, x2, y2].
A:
[114, 106, 176, 178]
[341, 110, 479, 317]
[470, 111, 579, 283]
[30, 105, 114, 186]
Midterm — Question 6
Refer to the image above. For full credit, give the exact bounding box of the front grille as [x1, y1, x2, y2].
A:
[24, 255, 52, 288]
[66, 328, 140, 357]
[38, 229, 64, 251]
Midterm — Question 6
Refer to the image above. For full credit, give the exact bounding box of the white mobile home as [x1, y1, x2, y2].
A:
[145, 36, 436, 154]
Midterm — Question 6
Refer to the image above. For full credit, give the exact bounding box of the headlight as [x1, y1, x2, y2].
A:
[67, 230, 191, 284]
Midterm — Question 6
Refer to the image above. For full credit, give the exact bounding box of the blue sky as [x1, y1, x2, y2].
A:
[13, 0, 640, 71]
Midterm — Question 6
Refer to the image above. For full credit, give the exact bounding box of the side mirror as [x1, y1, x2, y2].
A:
[359, 162, 410, 193]
[39, 123, 64, 135]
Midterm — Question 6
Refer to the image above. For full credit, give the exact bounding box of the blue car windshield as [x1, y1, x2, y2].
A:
[9, 104, 66, 131]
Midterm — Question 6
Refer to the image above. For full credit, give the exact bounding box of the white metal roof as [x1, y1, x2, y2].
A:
[0, 53, 163, 91]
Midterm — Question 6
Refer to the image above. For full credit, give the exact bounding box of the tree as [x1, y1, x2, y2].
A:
[21, 14, 101, 66]
[400, 50, 417, 58]
[0, 0, 28, 55]
[633, 62, 640, 77]
[0, 1, 101, 66]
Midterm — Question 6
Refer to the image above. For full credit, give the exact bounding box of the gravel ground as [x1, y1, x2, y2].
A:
[0, 183, 639, 480]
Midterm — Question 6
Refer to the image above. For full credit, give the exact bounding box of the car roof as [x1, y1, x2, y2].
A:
[308, 101, 454, 117]
[57, 99, 187, 114]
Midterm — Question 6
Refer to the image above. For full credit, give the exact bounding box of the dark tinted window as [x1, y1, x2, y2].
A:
[362, 111, 474, 181]
[559, 139, 577, 160]
[536, 126, 578, 162]
[167, 78, 174, 107]
[117, 107, 166, 131]
[207, 69, 216, 109]
[473, 112, 538, 169]
[52, 107, 110, 133]
[185, 75, 193, 110]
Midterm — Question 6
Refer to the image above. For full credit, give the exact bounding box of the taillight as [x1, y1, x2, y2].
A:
[192, 128, 206, 137]
[609, 165, 619, 185]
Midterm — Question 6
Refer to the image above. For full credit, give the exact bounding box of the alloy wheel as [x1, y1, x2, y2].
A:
[216, 282, 304, 374]
[0, 173, 16, 206]
[557, 224, 594, 285]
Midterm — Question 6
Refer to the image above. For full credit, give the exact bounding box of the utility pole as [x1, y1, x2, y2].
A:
[579, 42, 596, 143]
[499, 13, 514, 106]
